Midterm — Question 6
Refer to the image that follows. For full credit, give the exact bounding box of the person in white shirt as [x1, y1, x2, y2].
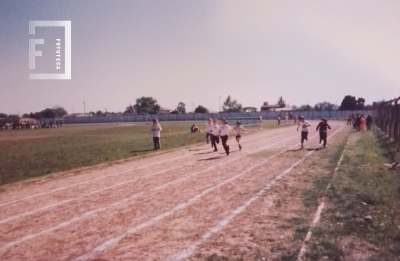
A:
[151, 118, 162, 150]
[204, 118, 213, 145]
[233, 121, 246, 150]
[210, 118, 220, 152]
[296, 116, 311, 149]
[219, 118, 236, 155]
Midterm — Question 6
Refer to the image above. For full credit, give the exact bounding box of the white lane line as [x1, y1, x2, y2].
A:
[168, 125, 345, 261]
[0, 132, 302, 253]
[296, 138, 349, 261]
[0, 129, 287, 208]
[72, 128, 335, 261]
[0, 131, 292, 224]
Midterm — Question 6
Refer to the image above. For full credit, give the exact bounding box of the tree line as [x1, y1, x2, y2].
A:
[0, 95, 375, 120]
[0, 107, 68, 119]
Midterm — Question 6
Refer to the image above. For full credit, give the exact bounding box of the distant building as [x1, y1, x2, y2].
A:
[158, 107, 171, 114]
[260, 102, 285, 111]
[63, 113, 92, 118]
[242, 107, 257, 112]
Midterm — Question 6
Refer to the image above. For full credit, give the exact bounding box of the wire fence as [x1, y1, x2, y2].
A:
[374, 98, 400, 149]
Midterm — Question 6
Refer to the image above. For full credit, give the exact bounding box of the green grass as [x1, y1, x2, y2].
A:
[0, 120, 280, 186]
[303, 128, 400, 260]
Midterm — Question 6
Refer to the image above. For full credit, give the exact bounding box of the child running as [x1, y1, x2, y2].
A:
[233, 121, 246, 150]
[219, 118, 236, 155]
[316, 118, 331, 148]
[151, 118, 162, 150]
[210, 118, 220, 152]
[297, 116, 311, 149]
[204, 118, 213, 145]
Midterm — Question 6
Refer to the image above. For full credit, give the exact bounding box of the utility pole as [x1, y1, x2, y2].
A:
[83, 101, 85, 116]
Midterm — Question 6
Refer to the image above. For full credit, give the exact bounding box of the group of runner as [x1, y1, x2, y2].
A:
[150, 116, 333, 153]
[204, 118, 245, 155]
[297, 116, 331, 149]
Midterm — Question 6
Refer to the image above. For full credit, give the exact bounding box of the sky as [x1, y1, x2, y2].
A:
[1, 0, 399, 114]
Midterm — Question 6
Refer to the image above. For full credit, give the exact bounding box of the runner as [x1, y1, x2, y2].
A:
[151, 118, 162, 150]
[204, 118, 213, 145]
[316, 118, 331, 148]
[233, 121, 246, 150]
[219, 118, 236, 155]
[210, 118, 220, 152]
[297, 116, 311, 149]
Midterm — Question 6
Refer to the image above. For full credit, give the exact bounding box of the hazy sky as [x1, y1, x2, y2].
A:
[1, 0, 399, 114]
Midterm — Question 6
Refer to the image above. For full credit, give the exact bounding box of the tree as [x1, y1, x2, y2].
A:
[195, 105, 209, 113]
[0, 113, 7, 118]
[277, 97, 286, 107]
[355, 98, 365, 110]
[222, 95, 242, 112]
[134, 96, 160, 114]
[339, 96, 365, 110]
[53, 106, 68, 117]
[314, 101, 336, 111]
[176, 102, 186, 114]
[291, 105, 298, 110]
[170, 110, 179, 114]
[40, 108, 56, 118]
[125, 104, 135, 114]
[96, 110, 103, 116]
[299, 104, 312, 111]
[339, 96, 356, 110]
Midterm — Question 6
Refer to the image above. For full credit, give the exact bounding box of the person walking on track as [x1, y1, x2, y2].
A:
[151, 118, 162, 150]
[316, 118, 331, 148]
[219, 118, 236, 155]
[204, 118, 213, 145]
[233, 121, 246, 150]
[210, 118, 220, 152]
[297, 116, 311, 149]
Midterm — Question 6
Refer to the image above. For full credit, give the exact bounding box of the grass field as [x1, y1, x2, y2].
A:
[0, 120, 280, 186]
[302, 128, 400, 261]
[275, 127, 400, 261]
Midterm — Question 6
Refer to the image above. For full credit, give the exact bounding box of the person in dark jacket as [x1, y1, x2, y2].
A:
[316, 118, 331, 148]
[366, 114, 372, 131]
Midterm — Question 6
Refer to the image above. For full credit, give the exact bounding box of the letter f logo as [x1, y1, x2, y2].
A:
[29, 39, 44, 69]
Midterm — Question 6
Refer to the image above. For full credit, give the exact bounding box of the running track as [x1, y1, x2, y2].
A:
[0, 122, 347, 260]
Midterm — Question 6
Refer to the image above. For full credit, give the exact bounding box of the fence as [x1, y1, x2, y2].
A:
[57, 110, 372, 125]
[374, 98, 400, 149]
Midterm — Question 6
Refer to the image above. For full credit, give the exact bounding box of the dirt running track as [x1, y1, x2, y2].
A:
[0, 122, 348, 261]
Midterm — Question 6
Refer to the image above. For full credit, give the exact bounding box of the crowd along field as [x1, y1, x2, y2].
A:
[0, 120, 399, 261]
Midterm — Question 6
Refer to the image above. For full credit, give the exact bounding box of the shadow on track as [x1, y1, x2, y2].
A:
[189, 148, 210, 152]
[198, 156, 223, 161]
[286, 147, 303, 152]
[193, 151, 215, 155]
